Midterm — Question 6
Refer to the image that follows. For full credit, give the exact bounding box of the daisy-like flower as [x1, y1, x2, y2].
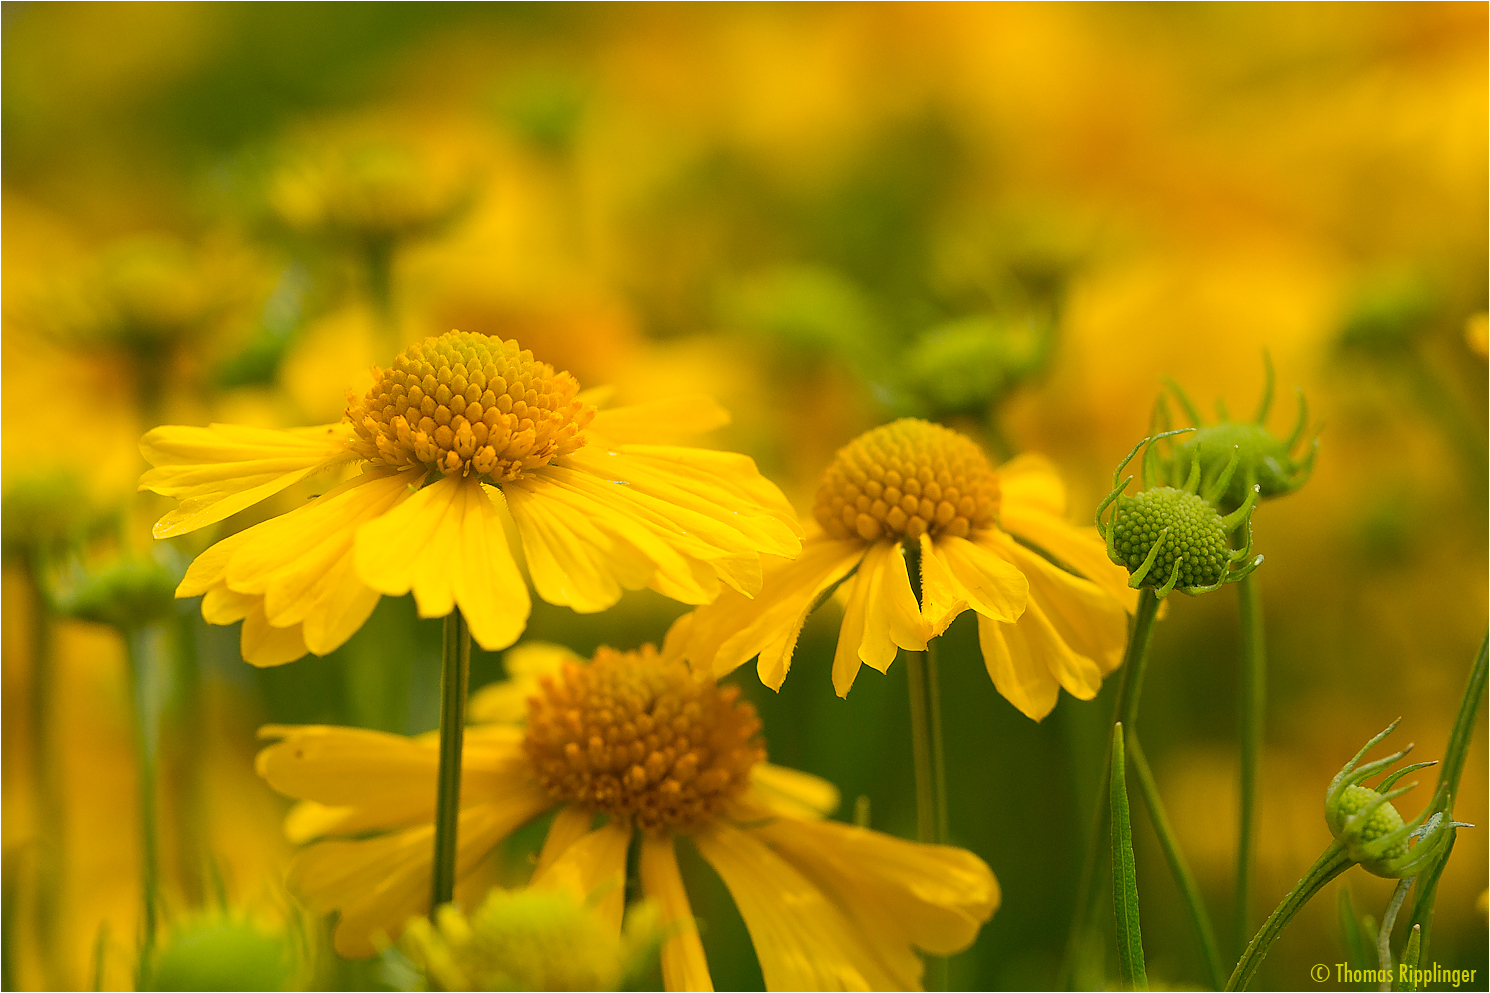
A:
[139, 331, 802, 663]
[664, 418, 1136, 721]
[256, 645, 999, 989]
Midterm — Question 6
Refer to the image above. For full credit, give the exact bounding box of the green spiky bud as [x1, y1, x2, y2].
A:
[901, 314, 1046, 417]
[1108, 487, 1231, 589]
[1323, 720, 1466, 879]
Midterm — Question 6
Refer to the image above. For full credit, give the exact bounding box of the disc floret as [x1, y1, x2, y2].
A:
[1154, 354, 1318, 512]
[523, 646, 764, 833]
[813, 418, 1000, 542]
[1096, 429, 1262, 598]
[347, 331, 594, 482]
[1324, 720, 1468, 878]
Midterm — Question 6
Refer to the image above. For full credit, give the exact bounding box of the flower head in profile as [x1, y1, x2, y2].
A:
[256, 645, 998, 989]
[140, 331, 801, 664]
[664, 418, 1137, 721]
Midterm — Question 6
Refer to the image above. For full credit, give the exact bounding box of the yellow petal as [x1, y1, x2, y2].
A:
[661, 535, 864, 690]
[748, 763, 841, 820]
[534, 805, 597, 878]
[754, 817, 999, 961]
[931, 535, 1028, 623]
[256, 723, 538, 840]
[468, 642, 583, 724]
[293, 798, 546, 959]
[177, 527, 253, 598]
[530, 821, 634, 933]
[994, 534, 1128, 677]
[355, 474, 531, 651]
[858, 538, 929, 671]
[916, 533, 966, 636]
[222, 468, 414, 655]
[976, 607, 1069, 722]
[591, 395, 731, 444]
[640, 834, 714, 993]
[1000, 507, 1138, 612]
[830, 552, 875, 698]
[692, 823, 898, 991]
[140, 422, 355, 538]
[240, 603, 308, 667]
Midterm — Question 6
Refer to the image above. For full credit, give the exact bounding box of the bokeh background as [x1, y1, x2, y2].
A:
[3, 3, 1486, 990]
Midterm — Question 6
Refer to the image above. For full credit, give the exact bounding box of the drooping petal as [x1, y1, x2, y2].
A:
[355, 474, 531, 651]
[505, 443, 801, 614]
[997, 453, 1067, 516]
[291, 798, 547, 959]
[256, 724, 538, 838]
[639, 834, 714, 993]
[590, 396, 731, 444]
[1000, 472, 1137, 612]
[977, 607, 1072, 722]
[692, 823, 900, 991]
[140, 422, 356, 538]
[916, 533, 966, 636]
[530, 821, 633, 933]
[751, 816, 999, 966]
[929, 534, 1028, 624]
[991, 533, 1129, 677]
[660, 534, 864, 690]
[858, 539, 930, 672]
[240, 603, 310, 668]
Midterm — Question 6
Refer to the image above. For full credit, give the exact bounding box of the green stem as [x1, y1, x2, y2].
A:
[1233, 570, 1266, 961]
[123, 626, 161, 961]
[1376, 878, 1413, 992]
[27, 558, 64, 987]
[1127, 733, 1224, 989]
[1060, 589, 1161, 988]
[1404, 631, 1487, 953]
[1225, 842, 1352, 991]
[431, 610, 470, 911]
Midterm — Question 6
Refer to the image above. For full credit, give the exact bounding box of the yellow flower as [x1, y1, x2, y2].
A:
[255, 645, 999, 989]
[139, 331, 802, 664]
[664, 418, 1137, 721]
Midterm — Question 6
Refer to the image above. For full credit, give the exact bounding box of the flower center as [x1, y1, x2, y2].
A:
[1109, 487, 1228, 589]
[523, 646, 764, 833]
[813, 418, 1000, 542]
[347, 331, 593, 481]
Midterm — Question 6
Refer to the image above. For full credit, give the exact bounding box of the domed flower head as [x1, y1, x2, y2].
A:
[140, 331, 801, 664]
[1095, 430, 1263, 598]
[663, 418, 1137, 721]
[256, 645, 999, 989]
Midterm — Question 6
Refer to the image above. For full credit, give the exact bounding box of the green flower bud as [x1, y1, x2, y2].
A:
[901, 314, 1046, 417]
[1, 471, 95, 564]
[1096, 430, 1262, 598]
[1324, 720, 1466, 879]
[400, 887, 661, 992]
[146, 912, 296, 992]
[1156, 355, 1317, 512]
[57, 554, 182, 630]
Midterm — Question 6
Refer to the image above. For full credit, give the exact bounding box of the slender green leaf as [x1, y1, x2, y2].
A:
[1111, 723, 1147, 990]
[1395, 924, 1422, 992]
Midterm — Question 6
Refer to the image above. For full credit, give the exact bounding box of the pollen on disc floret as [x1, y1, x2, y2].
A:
[813, 418, 1001, 542]
[347, 331, 594, 481]
[523, 646, 765, 833]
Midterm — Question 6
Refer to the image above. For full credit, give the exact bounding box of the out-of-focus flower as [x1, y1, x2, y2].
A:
[399, 885, 660, 992]
[53, 553, 182, 631]
[257, 645, 998, 988]
[1, 471, 97, 567]
[1466, 313, 1487, 359]
[139, 331, 801, 665]
[899, 313, 1049, 420]
[665, 418, 1135, 720]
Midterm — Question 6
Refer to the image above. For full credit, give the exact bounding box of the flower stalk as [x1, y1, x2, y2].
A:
[1233, 568, 1266, 959]
[123, 625, 162, 960]
[431, 609, 471, 911]
[1225, 841, 1353, 990]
